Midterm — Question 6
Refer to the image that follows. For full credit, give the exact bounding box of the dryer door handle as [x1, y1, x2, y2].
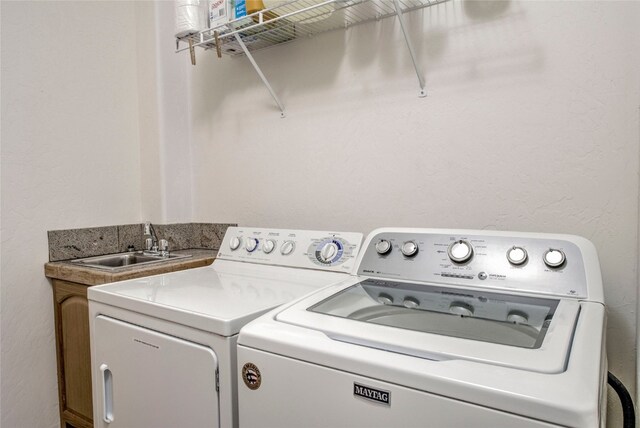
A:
[100, 364, 114, 423]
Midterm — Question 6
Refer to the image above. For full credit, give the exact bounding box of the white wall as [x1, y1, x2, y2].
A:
[185, 0, 640, 425]
[0, 2, 146, 427]
[1, 1, 638, 427]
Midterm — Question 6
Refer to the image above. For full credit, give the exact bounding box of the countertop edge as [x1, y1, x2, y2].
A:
[44, 249, 217, 286]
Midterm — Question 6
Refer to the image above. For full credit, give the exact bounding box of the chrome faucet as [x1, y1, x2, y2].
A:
[144, 222, 170, 257]
[144, 222, 159, 253]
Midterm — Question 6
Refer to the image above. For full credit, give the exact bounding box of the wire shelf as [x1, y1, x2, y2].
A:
[176, 0, 446, 56]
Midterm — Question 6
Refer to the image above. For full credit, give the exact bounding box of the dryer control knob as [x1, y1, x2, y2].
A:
[403, 297, 419, 309]
[448, 240, 473, 263]
[506, 246, 528, 265]
[544, 249, 566, 268]
[507, 311, 529, 324]
[229, 236, 241, 251]
[262, 239, 276, 254]
[401, 241, 419, 257]
[375, 239, 392, 255]
[245, 238, 259, 252]
[449, 302, 474, 317]
[319, 242, 339, 263]
[281, 240, 296, 256]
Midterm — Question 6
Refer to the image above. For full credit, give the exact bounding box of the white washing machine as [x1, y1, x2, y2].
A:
[237, 228, 607, 428]
[88, 227, 362, 428]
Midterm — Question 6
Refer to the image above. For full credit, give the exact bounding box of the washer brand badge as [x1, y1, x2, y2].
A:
[353, 383, 390, 405]
[242, 363, 261, 390]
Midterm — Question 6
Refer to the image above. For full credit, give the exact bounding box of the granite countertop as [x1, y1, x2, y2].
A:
[44, 248, 217, 286]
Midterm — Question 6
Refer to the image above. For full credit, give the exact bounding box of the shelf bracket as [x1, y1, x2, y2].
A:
[392, 0, 427, 97]
[234, 34, 286, 117]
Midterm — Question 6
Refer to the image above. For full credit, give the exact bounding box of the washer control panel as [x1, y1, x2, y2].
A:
[217, 227, 363, 272]
[357, 229, 589, 298]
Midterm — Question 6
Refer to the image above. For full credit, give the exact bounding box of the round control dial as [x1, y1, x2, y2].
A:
[319, 242, 339, 263]
[280, 240, 296, 256]
[448, 240, 473, 263]
[245, 238, 259, 252]
[375, 239, 392, 255]
[506, 246, 528, 265]
[229, 236, 241, 251]
[403, 297, 419, 309]
[544, 249, 566, 268]
[378, 293, 393, 305]
[507, 311, 529, 324]
[401, 241, 419, 257]
[449, 302, 474, 317]
[262, 239, 276, 254]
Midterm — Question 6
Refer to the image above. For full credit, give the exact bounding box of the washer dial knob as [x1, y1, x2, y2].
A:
[448, 240, 473, 263]
[401, 241, 419, 257]
[449, 302, 474, 317]
[375, 239, 392, 255]
[262, 239, 276, 254]
[378, 293, 393, 305]
[319, 242, 339, 263]
[507, 311, 529, 324]
[403, 297, 419, 309]
[245, 238, 259, 252]
[281, 240, 296, 256]
[506, 246, 528, 265]
[229, 236, 241, 251]
[544, 249, 566, 268]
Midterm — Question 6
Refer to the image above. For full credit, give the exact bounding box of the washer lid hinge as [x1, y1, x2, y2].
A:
[215, 369, 220, 392]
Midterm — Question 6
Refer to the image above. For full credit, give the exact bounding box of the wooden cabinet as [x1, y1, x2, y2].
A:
[52, 279, 93, 428]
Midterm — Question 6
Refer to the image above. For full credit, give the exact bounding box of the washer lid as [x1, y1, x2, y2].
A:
[275, 278, 580, 374]
[88, 260, 351, 336]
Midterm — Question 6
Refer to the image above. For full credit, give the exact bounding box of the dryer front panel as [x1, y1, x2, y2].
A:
[93, 315, 219, 428]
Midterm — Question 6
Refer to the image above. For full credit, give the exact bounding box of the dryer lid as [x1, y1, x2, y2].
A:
[89, 261, 350, 336]
[275, 278, 580, 374]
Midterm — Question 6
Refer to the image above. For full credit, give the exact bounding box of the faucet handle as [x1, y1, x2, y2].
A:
[159, 239, 169, 252]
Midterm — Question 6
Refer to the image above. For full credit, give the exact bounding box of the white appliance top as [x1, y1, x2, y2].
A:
[275, 278, 579, 373]
[269, 228, 604, 373]
[88, 227, 363, 336]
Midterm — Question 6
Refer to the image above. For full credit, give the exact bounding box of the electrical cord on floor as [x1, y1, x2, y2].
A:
[608, 371, 635, 428]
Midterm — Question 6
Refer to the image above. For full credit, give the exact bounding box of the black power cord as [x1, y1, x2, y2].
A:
[608, 371, 635, 428]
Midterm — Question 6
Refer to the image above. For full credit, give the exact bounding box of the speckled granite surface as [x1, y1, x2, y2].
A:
[48, 226, 119, 261]
[48, 222, 236, 262]
[117, 223, 145, 252]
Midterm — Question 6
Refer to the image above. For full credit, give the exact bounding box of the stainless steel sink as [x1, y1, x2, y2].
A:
[70, 251, 192, 270]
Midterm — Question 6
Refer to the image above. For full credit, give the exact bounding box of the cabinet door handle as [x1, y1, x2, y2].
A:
[100, 364, 114, 423]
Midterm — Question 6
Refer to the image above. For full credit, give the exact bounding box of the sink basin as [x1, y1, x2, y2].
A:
[70, 251, 191, 270]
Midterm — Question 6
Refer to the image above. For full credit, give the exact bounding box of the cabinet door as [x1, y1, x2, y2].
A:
[93, 315, 219, 428]
[54, 280, 93, 428]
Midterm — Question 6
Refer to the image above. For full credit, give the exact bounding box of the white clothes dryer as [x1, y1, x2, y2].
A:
[88, 227, 362, 428]
[237, 228, 607, 428]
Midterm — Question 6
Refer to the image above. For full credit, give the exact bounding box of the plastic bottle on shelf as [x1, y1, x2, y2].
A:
[175, 0, 206, 38]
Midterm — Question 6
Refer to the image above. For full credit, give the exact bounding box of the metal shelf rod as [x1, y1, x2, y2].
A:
[234, 34, 286, 117]
[392, 0, 426, 97]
